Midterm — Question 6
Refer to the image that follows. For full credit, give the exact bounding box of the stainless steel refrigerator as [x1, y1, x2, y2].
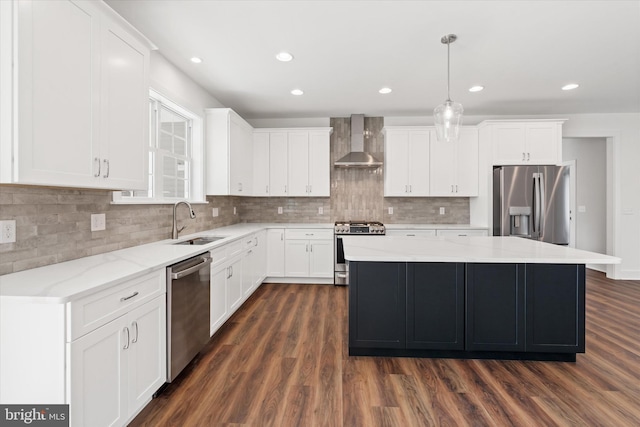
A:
[493, 165, 570, 245]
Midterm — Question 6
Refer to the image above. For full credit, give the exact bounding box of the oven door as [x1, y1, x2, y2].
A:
[334, 235, 348, 285]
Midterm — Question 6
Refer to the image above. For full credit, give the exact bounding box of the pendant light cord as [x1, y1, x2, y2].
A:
[446, 39, 451, 102]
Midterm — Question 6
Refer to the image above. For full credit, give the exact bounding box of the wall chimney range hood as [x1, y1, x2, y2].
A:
[334, 114, 382, 168]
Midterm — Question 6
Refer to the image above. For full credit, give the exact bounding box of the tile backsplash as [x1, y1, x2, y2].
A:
[0, 116, 469, 274]
[0, 186, 241, 275]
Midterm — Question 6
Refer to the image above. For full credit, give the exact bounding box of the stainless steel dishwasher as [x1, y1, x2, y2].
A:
[166, 252, 212, 382]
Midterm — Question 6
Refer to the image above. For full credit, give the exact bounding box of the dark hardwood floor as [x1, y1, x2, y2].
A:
[130, 270, 640, 426]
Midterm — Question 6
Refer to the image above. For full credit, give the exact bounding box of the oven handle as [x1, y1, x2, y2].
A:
[336, 273, 347, 279]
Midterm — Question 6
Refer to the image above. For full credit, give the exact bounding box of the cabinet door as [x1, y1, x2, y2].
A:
[228, 114, 247, 195]
[349, 262, 406, 349]
[525, 123, 558, 164]
[16, 0, 100, 187]
[287, 132, 310, 196]
[253, 132, 270, 195]
[70, 315, 128, 427]
[269, 132, 288, 196]
[210, 264, 228, 335]
[466, 263, 526, 352]
[408, 131, 430, 196]
[99, 16, 149, 190]
[309, 239, 333, 278]
[284, 239, 310, 277]
[254, 231, 267, 286]
[407, 263, 464, 350]
[492, 124, 526, 165]
[242, 248, 255, 297]
[526, 264, 585, 353]
[227, 258, 243, 312]
[127, 296, 166, 417]
[455, 127, 479, 196]
[384, 131, 410, 196]
[267, 229, 285, 276]
[429, 133, 456, 196]
[308, 132, 330, 196]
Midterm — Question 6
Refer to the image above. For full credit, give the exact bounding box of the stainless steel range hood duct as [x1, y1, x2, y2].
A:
[334, 114, 382, 168]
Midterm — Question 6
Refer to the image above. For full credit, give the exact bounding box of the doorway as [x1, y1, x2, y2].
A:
[562, 137, 607, 272]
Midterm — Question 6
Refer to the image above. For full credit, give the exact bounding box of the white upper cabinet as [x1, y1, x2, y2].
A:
[252, 132, 270, 196]
[206, 108, 254, 195]
[1, 0, 151, 190]
[383, 128, 430, 197]
[253, 128, 331, 197]
[489, 120, 565, 165]
[430, 127, 479, 196]
[268, 132, 288, 196]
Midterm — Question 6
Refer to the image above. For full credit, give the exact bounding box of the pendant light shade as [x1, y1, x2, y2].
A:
[434, 34, 463, 143]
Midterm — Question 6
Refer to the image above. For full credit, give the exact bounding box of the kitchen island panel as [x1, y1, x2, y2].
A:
[406, 263, 465, 350]
[349, 262, 406, 349]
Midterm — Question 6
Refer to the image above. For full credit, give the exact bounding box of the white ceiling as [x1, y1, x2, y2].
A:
[106, 0, 640, 120]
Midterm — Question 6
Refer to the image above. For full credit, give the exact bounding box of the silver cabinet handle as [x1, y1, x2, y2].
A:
[310, 244, 313, 252]
[309, 185, 312, 193]
[284, 185, 287, 193]
[254, 237, 258, 247]
[227, 266, 231, 279]
[266, 185, 269, 193]
[305, 233, 314, 236]
[281, 233, 283, 241]
[120, 291, 139, 302]
[522, 152, 526, 161]
[94, 157, 101, 177]
[405, 185, 408, 193]
[455, 184, 458, 193]
[306, 244, 309, 252]
[336, 273, 347, 279]
[451, 184, 454, 193]
[247, 239, 253, 244]
[131, 321, 138, 343]
[123, 327, 130, 349]
[527, 152, 531, 161]
[103, 159, 110, 178]
[238, 182, 243, 192]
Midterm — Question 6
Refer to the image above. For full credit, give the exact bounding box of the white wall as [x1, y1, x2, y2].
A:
[563, 137, 607, 270]
[386, 113, 640, 280]
[149, 51, 224, 117]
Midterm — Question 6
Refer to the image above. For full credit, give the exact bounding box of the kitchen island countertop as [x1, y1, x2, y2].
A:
[342, 235, 621, 264]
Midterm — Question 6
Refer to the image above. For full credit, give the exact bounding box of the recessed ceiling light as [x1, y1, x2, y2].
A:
[276, 52, 294, 62]
[562, 83, 579, 91]
[291, 89, 304, 96]
[379, 87, 392, 94]
[190, 57, 202, 64]
[469, 85, 484, 92]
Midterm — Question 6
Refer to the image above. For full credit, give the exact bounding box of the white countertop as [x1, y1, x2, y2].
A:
[385, 224, 489, 230]
[342, 235, 621, 264]
[0, 222, 333, 304]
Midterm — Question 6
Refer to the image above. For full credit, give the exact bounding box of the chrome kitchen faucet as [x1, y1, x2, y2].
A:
[172, 201, 196, 239]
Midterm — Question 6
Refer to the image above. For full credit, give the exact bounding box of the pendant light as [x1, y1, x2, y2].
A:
[434, 34, 463, 143]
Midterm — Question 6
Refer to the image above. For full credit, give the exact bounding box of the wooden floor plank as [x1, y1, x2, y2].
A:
[131, 271, 640, 427]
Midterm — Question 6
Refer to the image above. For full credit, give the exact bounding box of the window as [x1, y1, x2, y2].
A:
[113, 89, 204, 203]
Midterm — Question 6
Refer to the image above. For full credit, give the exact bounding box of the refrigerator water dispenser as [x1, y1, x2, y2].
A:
[509, 206, 531, 236]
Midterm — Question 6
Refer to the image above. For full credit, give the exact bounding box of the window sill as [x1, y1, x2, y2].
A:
[110, 199, 209, 206]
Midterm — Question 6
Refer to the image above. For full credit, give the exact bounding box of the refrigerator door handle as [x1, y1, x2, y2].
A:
[532, 173, 543, 236]
[538, 172, 545, 236]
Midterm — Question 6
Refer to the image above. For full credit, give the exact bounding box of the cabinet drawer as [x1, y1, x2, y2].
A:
[226, 240, 244, 258]
[386, 229, 436, 237]
[68, 269, 165, 341]
[210, 246, 228, 269]
[285, 229, 333, 240]
[436, 229, 488, 237]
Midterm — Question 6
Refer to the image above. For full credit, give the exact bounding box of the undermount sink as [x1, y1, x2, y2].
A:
[173, 236, 226, 245]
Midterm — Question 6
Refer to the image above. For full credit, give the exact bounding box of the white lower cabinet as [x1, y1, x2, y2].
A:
[386, 229, 437, 237]
[267, 229, 285, 276]
[284, 229, 333, 278]
[210, 233, 267, 337]
[436, 229, 489, 237]
[70, 295, 166, 427]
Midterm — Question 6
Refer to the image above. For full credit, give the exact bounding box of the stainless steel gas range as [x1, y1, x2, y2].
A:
[334, 220, 385, 285]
